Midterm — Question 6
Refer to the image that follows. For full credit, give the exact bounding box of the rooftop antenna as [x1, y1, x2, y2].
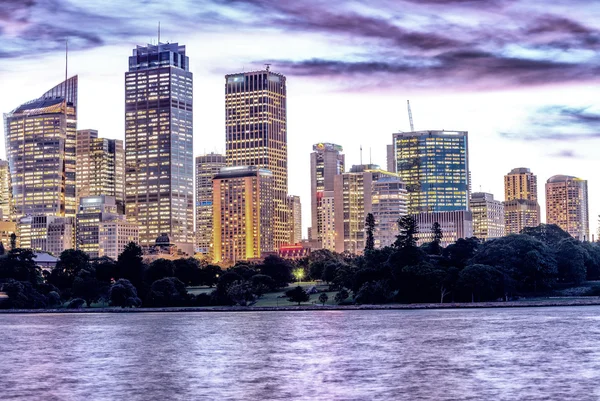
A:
[360, 145, 363, 165]
[265, 63, 271, 72]
[65, 40, 68, 88]
[158, 21, 161, 44]
[407, 100, 415, 131]
[369, 147, 372, 165]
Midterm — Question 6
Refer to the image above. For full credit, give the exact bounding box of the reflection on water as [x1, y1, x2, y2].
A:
[3, 307, 600, 400]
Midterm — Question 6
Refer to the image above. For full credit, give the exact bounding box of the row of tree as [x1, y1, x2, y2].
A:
[1, 220, 599, 308]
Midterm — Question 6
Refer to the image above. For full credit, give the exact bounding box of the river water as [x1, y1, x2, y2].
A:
[2, 307, 600, 400]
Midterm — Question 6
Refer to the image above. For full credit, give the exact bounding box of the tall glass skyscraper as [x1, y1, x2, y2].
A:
[393, 130, 469, 213]
[225, 70, 288, 248]
[4, 76, 78, 219]
[125, 43, 193, 252]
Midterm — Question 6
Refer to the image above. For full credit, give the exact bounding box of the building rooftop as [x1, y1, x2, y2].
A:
[547, 175, 584, 184]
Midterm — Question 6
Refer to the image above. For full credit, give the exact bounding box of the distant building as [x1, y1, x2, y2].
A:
[287, 195, 302, 244]
[372, 176, 407, 248]
[503, 167, 540, 234]
[125, 42, 194, 250]
[546, 175, 589, 241]
[4, 76, 78, 219]
[278, 243, 310, 260]
[0, 221, 17, 250]
[393, 130, 469, 213]
[414, 211, 473, 247]
[142, 233, 189, 262]
[0, 160, 12, 220]
[470, 192, 505, 240]
[321, 191, 336, 252]
[310, 143, 345, 248]
[76, 130, 125, 213]
[195, 153, 226, 255]
[76, 195, 138, 259]
[225, 70, 288, 250]
[19, 215, 75, 256]
[212, 166, 274, 265]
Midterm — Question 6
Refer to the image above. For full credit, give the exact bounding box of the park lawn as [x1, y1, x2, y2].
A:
[187, 286, 215, 296]
[253, 282, 338, 307]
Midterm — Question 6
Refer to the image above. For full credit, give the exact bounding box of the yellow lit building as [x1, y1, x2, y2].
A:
[195, 153, 226, 256]
[225, 70, 288, 249]
[212, 166, 274, 265]
[546, 175, 589, 241]
[470, 192, 505, 240]
[503, 167, 540, 234]
[4, 76, 78, 219]
[125, 43, 194, 253]
[0, 160, 12, 221]
[287, 195, 302, 244]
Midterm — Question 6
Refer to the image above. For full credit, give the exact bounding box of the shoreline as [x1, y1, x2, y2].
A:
[2, 297, 600, 313]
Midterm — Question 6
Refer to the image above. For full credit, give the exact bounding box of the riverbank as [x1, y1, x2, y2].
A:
[3, 297, 600, 313]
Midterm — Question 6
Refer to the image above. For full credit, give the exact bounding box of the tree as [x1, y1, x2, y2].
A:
[457, 264, 501, 302]
[173, 258, 201, 286]
[258, 255, 294, 288]
[0, 242, 5, 256]
[428, 222, 443, 255]
[72, 268, 100, 307]
[318, 293, 329, 305]
[285, 286, 310, 305]
[145, 259, 175, 284]
[251, 274, 276, 296]
[0, 248, 41, 285]
[9, 233, 16, 250]
[322, 261, 340, 284]
[521, 224, 571, 247]
[146, 277, 189, 307]
[394, 215, 418, 249]
[109, 279, 141, 308]
[116, 242, 145, 290]
[226, 280, 256, 306]
[556, 238, 587, 285]
[365, 213, 375, 252]
[443, 237, 480, 269]
[355, 280, 393, 304]
[1, 279, 49, 309]
[199, 265, 222, 287]
[47, 249, 90, 297]
[334, 289, 349, 304]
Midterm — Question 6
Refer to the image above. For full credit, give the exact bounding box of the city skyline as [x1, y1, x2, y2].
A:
[2, 1, 600, 237]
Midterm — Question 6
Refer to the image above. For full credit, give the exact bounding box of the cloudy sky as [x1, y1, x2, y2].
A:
[2, 0, 600, 237]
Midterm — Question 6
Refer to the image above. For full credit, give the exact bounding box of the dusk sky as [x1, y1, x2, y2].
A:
[2, 0, 600, 237]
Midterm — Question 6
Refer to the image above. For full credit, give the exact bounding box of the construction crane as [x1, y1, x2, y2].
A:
[407, 100, 415, 131]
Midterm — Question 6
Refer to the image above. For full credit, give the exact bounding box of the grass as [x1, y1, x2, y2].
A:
[253, 282, 339, 307]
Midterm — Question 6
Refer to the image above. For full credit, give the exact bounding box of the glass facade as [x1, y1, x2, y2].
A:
[4, 76, 78, 219]
[125, 43, 193, 251]
[225, 70, 288, 249]
[393, 130, 469, 213]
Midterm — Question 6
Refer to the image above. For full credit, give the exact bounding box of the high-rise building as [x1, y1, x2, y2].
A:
[470, 192, 505, 240]
[310, 143, 344, 248]
[77, 130, 125, 213]
[503, 167, 540, 234]
[4, 76, 78, 219]
[414, 210, 473, 247]
[18, 215, 75, 255]
[212, 166, 274, 264]
[287, 195, 302, 244]
[125, 43, 193, 253]
[546, 175, 589, 241]
[195, 153, 226, 255]
[386, 144, 396, 173]
[76, 195, 138, 259]
[0, 160, 12, 220]
[372, 176, 407, 248]
[393, 130, 469, 213]
[333, 164, 402, 254]
[225, 70, 287, 249]
[321, 191, 336, 251]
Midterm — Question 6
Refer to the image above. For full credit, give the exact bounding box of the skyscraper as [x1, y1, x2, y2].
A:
[470, 192, 505, 240]
[0, 160, 12, 220]
[546, 175, 589, 241]
[212, 166, 274, 264]
[287, 195, 302, 244]
[195, 153, 226, 255]
[393, 130, 469, 213]
[503, 167, 540, 234]
[4, 76, 78, 219]
[77, 130, 125, 213]
[125, 43, 193, 252]
[372, 176, 407, 248]
[225, 70, 287, 248]
[310, 142, 345, 248]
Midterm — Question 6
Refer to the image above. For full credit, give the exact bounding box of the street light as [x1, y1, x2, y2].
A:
[293, 268, 305, 286]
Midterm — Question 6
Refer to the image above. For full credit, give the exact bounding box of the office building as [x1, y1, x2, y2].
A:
[18, 215, 75, 255]
[321, 191, 336, 251]
[0, 221, 17, 250]
[125, 43, 193, 253]
[4, 76, 78, 219]
[414, 210, 473, 247]
[212, 166, 274, 265]
[372, 176, 407, 248]
[503, 167, 540, 234]
[470, 192, 505, 240]
[393, 130, 469, 213]
[195, 153, 226, 255]
[287, 195, 302, 244]
[76, 195, 138, 259]
[546, 175, 589, 241]
[225, 69, 287, 249]
[77, 130, 125, 213]
[0, 160, 11, 220]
